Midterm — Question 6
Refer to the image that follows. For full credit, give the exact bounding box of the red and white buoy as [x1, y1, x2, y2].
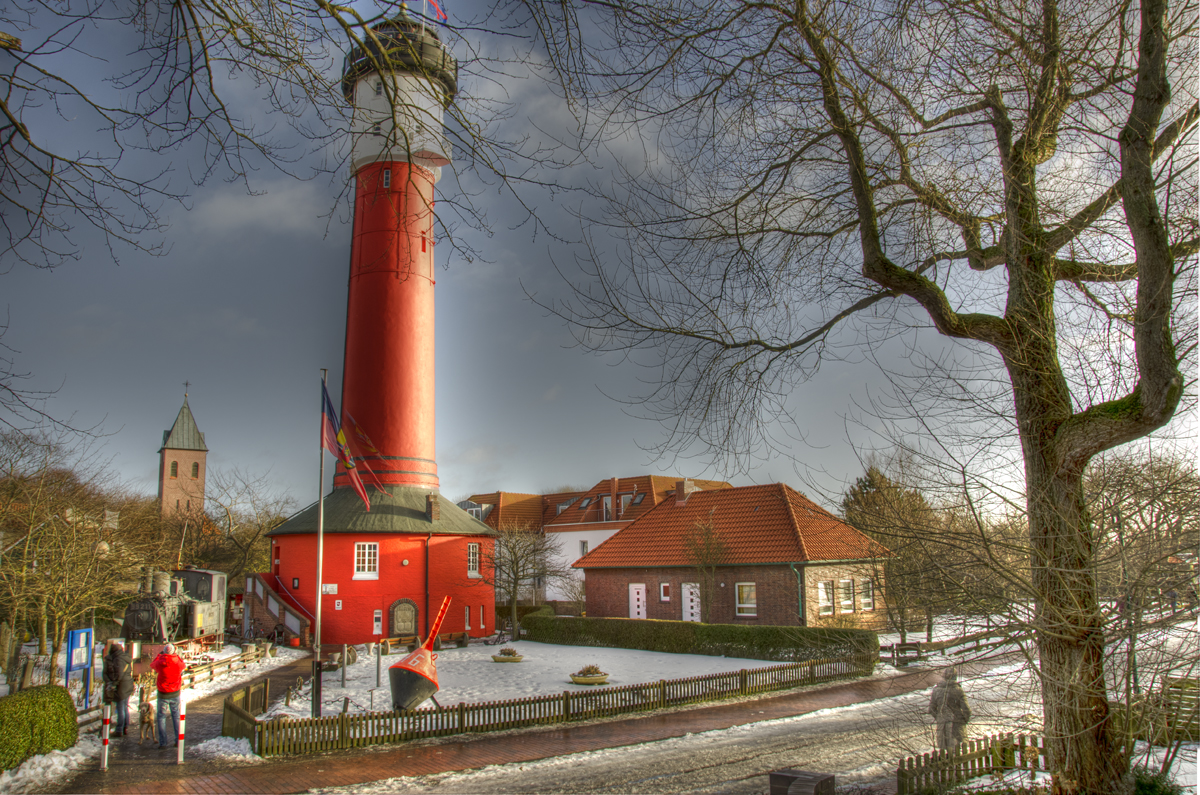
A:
[389, 595, 452, 710]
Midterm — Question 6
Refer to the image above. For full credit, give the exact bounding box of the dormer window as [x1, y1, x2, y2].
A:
[579, 497, 591, 509]
[602, 495, 613, 521]
[557, 499, 575, 515]
[619, 494, 633, 515]
[631, 493, 645, 506]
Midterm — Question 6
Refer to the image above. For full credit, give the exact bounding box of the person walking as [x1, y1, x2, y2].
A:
[151, 643, 186, 750]
[102, 641, 135, 736]
[928, 666, 971, 750]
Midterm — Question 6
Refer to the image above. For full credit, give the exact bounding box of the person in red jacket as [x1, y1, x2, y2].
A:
[151, 644, 186, 749]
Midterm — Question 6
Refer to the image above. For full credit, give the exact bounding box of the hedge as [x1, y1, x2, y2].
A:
[0, 685, 78, 771]
[521, 614, 878, 664]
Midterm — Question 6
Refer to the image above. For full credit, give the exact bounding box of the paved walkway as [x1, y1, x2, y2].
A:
[60, 666, 944, 794]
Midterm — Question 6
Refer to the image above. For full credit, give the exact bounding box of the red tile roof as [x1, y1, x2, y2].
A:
[467, 492, 543, 531]
[574, 483, 888, 568]
[544, 476, 731, 528]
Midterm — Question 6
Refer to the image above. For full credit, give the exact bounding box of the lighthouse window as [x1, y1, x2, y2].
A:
[354, 542, 379, 579]
[375, 81, 383, 96]
[467, 543, 480, 576]
[464, 605, 471, 630]
[383, 169, 391, 188]
[373, 123, 382, 136]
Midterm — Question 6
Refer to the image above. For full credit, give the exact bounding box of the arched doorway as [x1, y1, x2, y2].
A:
[389, 598, 419, 636]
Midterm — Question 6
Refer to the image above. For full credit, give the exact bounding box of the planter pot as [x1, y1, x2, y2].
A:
[570, 674, 609, 685]
[492, 655, 524, 663]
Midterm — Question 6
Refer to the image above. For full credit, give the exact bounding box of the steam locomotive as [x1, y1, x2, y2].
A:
[122, 567, 228, 651]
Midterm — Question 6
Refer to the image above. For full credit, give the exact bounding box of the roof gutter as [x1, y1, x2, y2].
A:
[789, 563, 807, 627]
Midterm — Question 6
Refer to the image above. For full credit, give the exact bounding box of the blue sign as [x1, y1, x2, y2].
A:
[66, 628, 93, 705]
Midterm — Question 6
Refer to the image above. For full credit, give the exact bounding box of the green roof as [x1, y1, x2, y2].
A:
[159, 397, 207, 452]
[268, 486, 496, 537]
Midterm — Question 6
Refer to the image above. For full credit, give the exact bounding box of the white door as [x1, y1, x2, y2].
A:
[682, 583, 701, 622]
[629, 583, 647, 619]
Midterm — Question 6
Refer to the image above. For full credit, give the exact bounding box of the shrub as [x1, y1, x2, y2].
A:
[0, 685, 79, 771]
[521, 614, 878, 666]
[1130, 765, 1185, 795]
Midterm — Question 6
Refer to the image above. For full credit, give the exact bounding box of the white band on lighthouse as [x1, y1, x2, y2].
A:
[351, 74, 452, 178]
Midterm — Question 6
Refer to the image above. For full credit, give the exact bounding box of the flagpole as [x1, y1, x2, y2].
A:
[314, 368, 327, 718]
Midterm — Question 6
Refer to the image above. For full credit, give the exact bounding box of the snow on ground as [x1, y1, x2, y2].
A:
[188, 737, 266, 764]
[0, 644, 302, 794]
[0, 735, 102, 795]
[263, 640, 790, 719]
[308, 656, 1198, 795]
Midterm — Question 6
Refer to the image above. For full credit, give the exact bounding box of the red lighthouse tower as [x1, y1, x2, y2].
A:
[260, 13, 495, 649]
[337, 12, 460, 490]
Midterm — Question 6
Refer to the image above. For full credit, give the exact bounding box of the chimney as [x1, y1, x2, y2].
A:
[426, 494, 441, 522]
[675, 479, 696, 505]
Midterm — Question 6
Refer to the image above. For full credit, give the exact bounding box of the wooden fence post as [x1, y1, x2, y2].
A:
[739, 669, 747, 695]
[562, 691, 570, 721]
[458, 702, 466, 733]
[659, 679, 666, 708]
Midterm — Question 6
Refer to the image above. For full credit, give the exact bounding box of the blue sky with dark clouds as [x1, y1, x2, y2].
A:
[3, 1, 1190, 511]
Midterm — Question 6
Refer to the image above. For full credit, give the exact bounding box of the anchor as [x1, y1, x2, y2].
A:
[388, 595, 452, 711]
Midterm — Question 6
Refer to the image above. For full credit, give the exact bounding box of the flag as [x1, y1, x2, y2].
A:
[344, 411, 392, 497]
[426, 0, 447, 21]
[322, 383, 371, 511]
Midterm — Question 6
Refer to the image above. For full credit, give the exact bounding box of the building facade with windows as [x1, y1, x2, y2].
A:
[468, 476, 730, 602]
[574, 483, 888, 629]
[254, 490, 496, 646]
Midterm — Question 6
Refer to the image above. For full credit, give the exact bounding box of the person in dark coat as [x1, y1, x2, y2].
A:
[928, 666, 971, 750]
[103, 642, 135, 736]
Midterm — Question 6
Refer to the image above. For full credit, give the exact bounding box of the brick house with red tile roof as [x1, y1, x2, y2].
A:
[574, 483, 889, 629]
[466, 476, 731, 602]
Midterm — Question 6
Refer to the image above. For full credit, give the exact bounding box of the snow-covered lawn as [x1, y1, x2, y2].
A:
[263, 640, 793, 718]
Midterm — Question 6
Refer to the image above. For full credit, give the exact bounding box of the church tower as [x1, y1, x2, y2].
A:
[158, 393, 208, 517]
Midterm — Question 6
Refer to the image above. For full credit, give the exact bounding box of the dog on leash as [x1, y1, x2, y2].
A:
[138, 694, 157, 745]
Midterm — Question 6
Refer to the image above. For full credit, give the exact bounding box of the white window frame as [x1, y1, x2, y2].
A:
[735, 582, 757, 616]
[382, 168, 391, 188]
[464, 605, 471, 630]
[602, 495, 613, 521]
[579, 539, 589, 557]
[817, 581, 834, 616]
[375, 81, 383, 96]
[479, 604, 485, 630]
[660, 583, 671, 601]
[860, 580, 875, 611]
[354, 542, 379, 580]
[839, 579, 855, 613]
[467, 542, 481, 578]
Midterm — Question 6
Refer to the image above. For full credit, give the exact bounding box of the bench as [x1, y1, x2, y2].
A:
[380, 635, 419, 655]
[437, 632, 470, 649]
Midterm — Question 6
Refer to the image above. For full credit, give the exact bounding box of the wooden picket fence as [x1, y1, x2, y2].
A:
[896, 732, 1046, 795]
[228, 651, 876, 757]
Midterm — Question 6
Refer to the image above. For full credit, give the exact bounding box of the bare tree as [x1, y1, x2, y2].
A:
[530, 0, 1196, 789]
[200, 468, 293, 586]
[683, 516, 727, 624]
[474, 523, 569, 639]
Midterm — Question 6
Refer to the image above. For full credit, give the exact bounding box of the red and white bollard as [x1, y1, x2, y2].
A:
[99, 703, 111, 771]
[176, 693, 186, 765]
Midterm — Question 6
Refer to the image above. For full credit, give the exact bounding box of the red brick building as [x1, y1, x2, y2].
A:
[251, 490, 495, 646]
[468, 476, 730, 601]
[576, 483, 888, 629]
